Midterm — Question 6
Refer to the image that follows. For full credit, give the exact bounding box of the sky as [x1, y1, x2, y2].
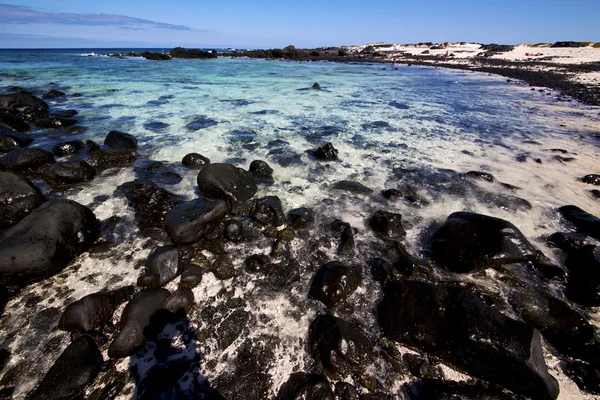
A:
[0, 0, 599, 49]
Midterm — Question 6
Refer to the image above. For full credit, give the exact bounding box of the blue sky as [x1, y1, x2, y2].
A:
[0, 0, 599, 48]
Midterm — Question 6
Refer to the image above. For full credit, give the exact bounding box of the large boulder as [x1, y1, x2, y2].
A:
[277, 372, 334, 400]
[559, 205, 600, 240]
[43, 161, 96, 184]
[0, 200, 99, 286]
[431, 212, 538, 272]
[0, 171, 45, 231]
[104, 130, 138, 150]
[108, 288, 171, 359]
[308, 261, 362, 308]
[165, 198, 229, 244]
[0, 110, 29, 133]
[0, 92, 48, 111]
[58, 286, 134, 332]
[0, 130, 33, 153]
[378, 280, 559, 400]
[29, 336, 103, 400]
[0, 148, 54, 172]
[308, 314, 374, 378]
[196, 163, 257, 203]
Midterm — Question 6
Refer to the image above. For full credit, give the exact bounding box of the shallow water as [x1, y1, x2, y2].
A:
[1, 49, 600, 399]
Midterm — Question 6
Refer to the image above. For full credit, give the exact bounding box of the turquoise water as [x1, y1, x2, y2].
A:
[1, 49, 600, 398]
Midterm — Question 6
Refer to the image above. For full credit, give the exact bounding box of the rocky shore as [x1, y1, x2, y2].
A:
[1, 64, 600, 400]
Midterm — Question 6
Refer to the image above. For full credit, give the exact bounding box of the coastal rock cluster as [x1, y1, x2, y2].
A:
[0, 87, 600, 400]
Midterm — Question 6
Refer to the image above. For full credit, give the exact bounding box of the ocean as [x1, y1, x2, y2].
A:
[0, 48, 599, 399]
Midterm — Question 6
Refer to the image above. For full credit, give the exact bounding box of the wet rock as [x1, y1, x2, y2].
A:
[309, 261, 362, 308]
[197, 163, 258, 203]
[402, 354, 444, 380]
[0, 148, 54, 172]
[224, 219, 243, 241]
[401, 379, 518, 400]
[547, 231, 588, 253]
[0, 171, 45, 231]
[58, 286, 134, 332]
[431, 212, 538, 273]
[332, 180, 373, 194]
[143, 246, 181, 287]
[334, 382, 360, 400]
[245, 254, 270, 273]
[164, 287, 194, 315]
[0, 199, 99, 286]
[0, 130, 33, 153]
[381, 186, 427, 205]
[368, 210, 406, 239]
[271, 238, 290, 258]
[121, 179, 181, 231]
[559, 205, 600, 240]
[313, 142, 338, 161]
[14, 104, 49, 122]
[582, 174, 600, 185]
[42, 89, 66, 99]
[464, 170, 495, 182]
[104, 130, 137, 150]
[564, 245, 600, 306]
[43, 161, 96, 184]
[250, 196, 286, 226]
[249, 160, 274, 183]
[182, 152, 210, 168]
[87, 148, 136, 169]
[53, 140, 85, 157]
[287, 207, 315, 229]
[0, 110, 29, 132]
[165, 198, 229, 244]
[378, 280, 559, 400]
[563, 361, 600, 395]
[179, 263, 204, 288]
[133, 159, 182, 185]
[0, 92, 48, 111]
[215, 309, 250, 349]
[308, 314, 374, 378]
[212, 255, 236, 280]
[337, 223, 355, 256]
[29, 336, 103, 400]
[509, 289, 600, 364]
[277, 372, 334, 400]
[85, 140, 100, 152]
[108, 288, 171, 359]
[267, 257, 301, 288]
[33, 116, 77, 129]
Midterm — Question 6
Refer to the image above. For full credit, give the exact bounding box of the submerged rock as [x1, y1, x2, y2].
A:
[378, 280, 559, 400]
[104, 130, 138, 150]
[277, 372, 334, 400]
[332, 180, 373, 194]
[308, 261, 362, 308]
[43, 161, 96, 184]
[58, 286, 134, 332]
[0, 171, 45, 231]
[197, 163, 257, 203]
[42, 89, 66, 99]
[559, 205, 600, 240]
[0, 199, 99, 286]
[182, 152, 210, 168]
[108, 288, 171, 359]
[29, 336, 103, 400]
[308, 314, 374, 378]
[165, 198, 229, 244]
[313, 142, 338, 161]
[0, 148, 54, 172]
[431, 212, 538, 272]
[287, 207, 315, 229]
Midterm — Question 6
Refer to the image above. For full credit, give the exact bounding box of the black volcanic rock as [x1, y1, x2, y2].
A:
[182, 153, 210, 168]
[53, 140, 85, 156]
[0, 171, 45, 231]
[0, 92, 48, 111]
[121, 179, 181, 231]
[332, 180, 373, 194]
[0, 199, 99, 286]
[378, 280, 559, 400]
[141, 246, 182, 288]
[559, 205, 600, 240]
[582, 174, 600, 185]
[431, 212, 538, 272]
[196, 163, 257, 203]
[0, 110, 29, 133]
[565, 245, 600, 306]
[0, 148, 54, 172]
[249, 160, 274, 183]
[313, 142, 338, 161]
[368, 210, 406, 239]
[0, 130, 33, 153]
[165, 198, 229, 244]
[42, 89, 66, 99]
[249, 196, 286, 226]
[104, 130, 138, 150]
[308, 261, 362, 308]
[87, 148, 136, 169]
[43, 161, 96, 184]
[277, 372, 334, 400]
[287, 207, 315, 229]
[169, 47, 218, 59]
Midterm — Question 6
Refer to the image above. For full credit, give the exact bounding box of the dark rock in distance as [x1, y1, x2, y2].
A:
[368, 210, 406, 239]
[182, 153, 210, 168]
[465, 171, 495, 182]
[249, 160, 274, 183]
[0, 171, 45, 231]
[104, 130, 138, 150]
[313, 142, 338, 161]
[165, 198, 229, 244]
[43, 161, 96, 184]
[377, 280, 559, 400]
[308, 261, 362, 308]
[308, 314, 374, 378]
[431, 212, 538, 273]
[197, 163, 257, 203]
[53, 140, 85, 156]
[58, 286, 134, 332]
[108, 288, 171, 359]
[0, 130, 33, 153]
[0, 199, 99, 286]
[42, 89, 66, 99]
[559, 205, 600, 240]
[277, 372, 334, 400]
[332, 180, 373, 194]
[0, 148, 54, 172]
[287, 207, 315, 229]
[249, 196, 286, 226]
[29, 336, 103, 400]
